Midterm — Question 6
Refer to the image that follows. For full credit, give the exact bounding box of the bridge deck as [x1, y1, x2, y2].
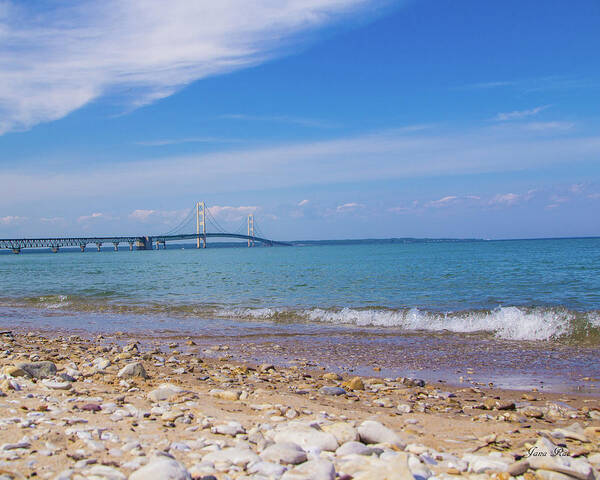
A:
[0, 233, 289, 250]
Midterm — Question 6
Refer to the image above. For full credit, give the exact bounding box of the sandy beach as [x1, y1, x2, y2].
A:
[0, 329, 598, 479]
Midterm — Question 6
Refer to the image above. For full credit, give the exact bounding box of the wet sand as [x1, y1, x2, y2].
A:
[0, 329, 598, 479]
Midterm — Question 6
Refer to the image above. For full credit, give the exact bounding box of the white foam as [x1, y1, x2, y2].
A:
[219, 305, 576, 341]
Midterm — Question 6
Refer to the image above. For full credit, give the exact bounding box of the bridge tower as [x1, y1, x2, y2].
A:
[196, 201, 206, 249]
[247, 214, 254, 247]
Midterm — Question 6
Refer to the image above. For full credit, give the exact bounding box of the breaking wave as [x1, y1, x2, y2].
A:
[219, 305, 600, 343]
[1, 295, 599, 343]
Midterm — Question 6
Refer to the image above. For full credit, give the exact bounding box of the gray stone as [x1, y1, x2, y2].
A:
[528, 456, 594, 480]
[281, 459, 335, 480]
[81, 465, 126, 480]
[248, 461, 287, 477]
[261, 442, 307, 465]
[17, 361, 56, 379]
[464, 454, 510, 473]
[319, 386, 346, 396]
[357, 420, 405, 447]
[117, 362, 148, 379]
[211, 421, 245, 436]
[129, 456, 191, 480]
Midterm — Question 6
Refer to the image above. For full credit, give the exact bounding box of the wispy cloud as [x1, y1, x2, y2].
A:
[135, 137, 243, 147]
[0, 0, 378, 135]
[494, 105, 549, 122]
[2, 127, 600, 206]
[128, 209, 187, 223]
[220, 114, 339, 129]
[298, 199, 310, 206]
[208, 205, 258, 222]
[336, 202, 364, 212]
[521, 121, 574, 132]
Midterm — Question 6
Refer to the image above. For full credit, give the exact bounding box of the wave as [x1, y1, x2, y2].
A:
[1, 295, 599, 343]
[218, 306, 600, 343]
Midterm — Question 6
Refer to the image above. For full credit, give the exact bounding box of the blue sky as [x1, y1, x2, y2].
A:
[0, 0, 599, 240]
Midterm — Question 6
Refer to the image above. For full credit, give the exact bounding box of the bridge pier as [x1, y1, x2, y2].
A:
[80, 245, 86, 252]
[51, 246, 59, 253]
[96, 242, 102, 252]
[135, 236, 152, 250]
[12, 247, 20, 254]
[129, 242, 134, 251]
[113, 242, 119, 251]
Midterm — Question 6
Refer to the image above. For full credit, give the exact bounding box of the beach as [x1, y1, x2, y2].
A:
[0, 329, 599, 479]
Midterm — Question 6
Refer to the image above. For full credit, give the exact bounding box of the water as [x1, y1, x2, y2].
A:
[1, 238, 599, 392]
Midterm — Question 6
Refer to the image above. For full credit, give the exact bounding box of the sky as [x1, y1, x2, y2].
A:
[0, 0, 599, 241]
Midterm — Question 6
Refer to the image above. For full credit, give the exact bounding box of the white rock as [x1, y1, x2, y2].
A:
[81, 465, 126, 480]
[211, 421, 245, 436]
[357, 420, 405, 447]
[321, 422, 359, 444]
[464, 454, 510, 473]
[248, 461, 287, 477]
[336, 441, 373, 457]
[281, 459, 335, 480]
[41, 379, 72, 390]
[148, 383, 184, 402]
[261, 442, 307, 465]
[273, 424, 338, 452]
[203, 447, 260, 467]
[129, 456, 191, 480]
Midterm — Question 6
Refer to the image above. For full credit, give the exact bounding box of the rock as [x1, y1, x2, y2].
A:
[319, 386, 346, 396]
[519, 405, 545, 418]
[148, 384, 184, 402]
[209, 389, 240, 401]
[508, 460, 530, 476]
[211, 421, 245, 436]
[203, 447, 260, 467]
[322, 422, 359, 444]
[16, 361, 57, 379]
[397, 403, 412, 414]
[129, 456, 191, 480]
[336, 441, 373, 456]
[4, 365, 28, 377]
[273, 424, 339, 452]
[248, 461, 287, 477]
[117, 362, 148, 379]
[339, 452, 413, 480]
[528, 455, 594, 480]
[81, 465, 126, 480]
[345, 376, 365, 390]
[551, 422, 588, 442]
[323, 372, 342, 381]
[92, 358, 111, 371]
[41, 379, 72, 390]
[358, 420, 405, 447]
[261, 442, 307, 465]
[374, 397, 394, 408]
[281, 459, 335, 480]
[464, 454, 510, 473]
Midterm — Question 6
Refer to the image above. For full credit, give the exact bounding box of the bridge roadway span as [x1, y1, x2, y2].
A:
[0, 233, 289, 253]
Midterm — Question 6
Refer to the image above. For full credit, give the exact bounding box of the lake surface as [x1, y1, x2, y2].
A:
[1, 238, 599, 392]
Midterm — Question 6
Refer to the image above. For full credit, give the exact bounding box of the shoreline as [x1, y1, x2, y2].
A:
[0, 329, 599, 479]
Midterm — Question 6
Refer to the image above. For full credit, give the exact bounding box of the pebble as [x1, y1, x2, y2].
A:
[16, 360, 57, 379]
[281, 459, 336, 480]
[319, 386, 346, 396]
[117, 362, 148, 379]
[129, 456, 191, 480]
[260, 441, 307, 465]
[357, 420, 405, 447]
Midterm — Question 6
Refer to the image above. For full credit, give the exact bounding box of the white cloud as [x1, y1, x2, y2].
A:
[77, 212, 111, 223]
[494, 105, 549, 121]
[298, 199, 310, 206]
[0, 0, 379, 135]
[521, 121, 574, 131]
[128, 209, 186, 223]
[209, 205, 258, 222]
[489, 193, 521, 206]
[220, 114, 338, 128]
[0, 215, 27, 225]
[426, 196, 458, 208]
[336, 202, 364, 212]
[1, 127, 600, 207]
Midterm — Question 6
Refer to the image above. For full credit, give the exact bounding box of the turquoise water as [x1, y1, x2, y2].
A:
[1, 238, 599, 343]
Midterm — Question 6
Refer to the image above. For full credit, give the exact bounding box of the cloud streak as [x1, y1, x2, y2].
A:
[0, 0, 378, 135]
[494, 105, 549, 121]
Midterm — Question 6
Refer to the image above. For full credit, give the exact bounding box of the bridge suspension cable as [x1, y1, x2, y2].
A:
[161, 206, 196, 236]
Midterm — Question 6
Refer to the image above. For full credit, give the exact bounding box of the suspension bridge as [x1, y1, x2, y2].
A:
[0, 202, 290, 253]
